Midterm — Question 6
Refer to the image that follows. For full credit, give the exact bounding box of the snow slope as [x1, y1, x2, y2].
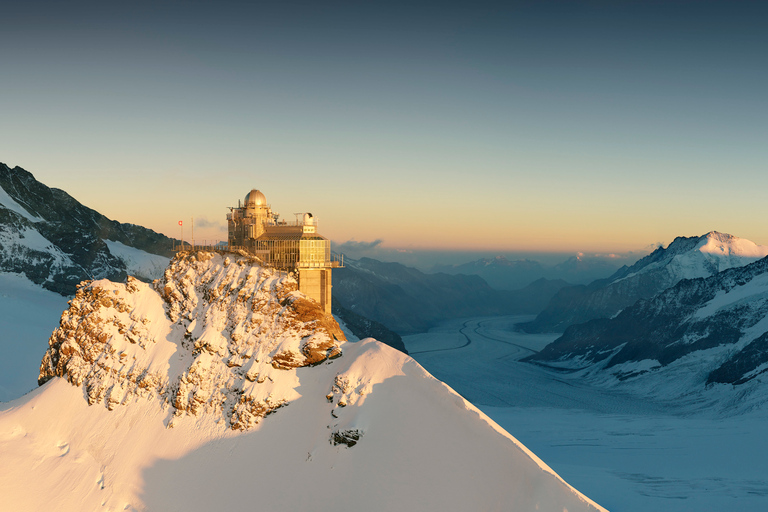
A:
[0, 273, 69, 401]
[405, 316, 768, 512]
[1, 252, 605, 512]
[104, 240, 170, 281]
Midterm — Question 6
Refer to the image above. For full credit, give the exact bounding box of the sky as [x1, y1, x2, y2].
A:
[1, 0, 766, 263]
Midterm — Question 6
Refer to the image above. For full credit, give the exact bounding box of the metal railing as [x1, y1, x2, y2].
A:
[172, 243, 344, 269]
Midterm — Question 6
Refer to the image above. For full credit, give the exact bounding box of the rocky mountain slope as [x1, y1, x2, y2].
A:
[525, 255, 768, 412]
[332, 298, 407, 354]
[0, 163, 173, 294]
[1, 251, 605, 512]
[334, 256, 568, 334]
[521, 231, 768, 333]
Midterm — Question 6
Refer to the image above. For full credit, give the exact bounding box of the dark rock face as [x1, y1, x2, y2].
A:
[525, 256, 768, 386]
[332, 298, 408, 354]
[331, 429, 363, 447]
[0, 163, 175, 295]
[521, 232, 764, 333]
[707, 332, 768, 385]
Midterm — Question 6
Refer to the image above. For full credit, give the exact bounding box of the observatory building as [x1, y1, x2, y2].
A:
[227, 189, 339, 314]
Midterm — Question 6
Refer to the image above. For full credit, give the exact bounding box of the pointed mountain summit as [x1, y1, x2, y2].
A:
[1, 252, 605, 512]
[521, 231, 768, 333]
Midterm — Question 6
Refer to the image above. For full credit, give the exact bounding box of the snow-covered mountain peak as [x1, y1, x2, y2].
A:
[617, 231, 768, 283]
[697, 230, 768, 259]
[39, 251, 345, 429]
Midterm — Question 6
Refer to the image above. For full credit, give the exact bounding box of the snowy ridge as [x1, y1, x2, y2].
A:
[615, 231, 768, 284]
[2, 251, 605, 512]
[0, 183, 42, 222]
[523, 231, 768, 333]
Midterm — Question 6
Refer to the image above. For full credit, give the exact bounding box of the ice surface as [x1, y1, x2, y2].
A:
[405, 315, 768, 512]
[0, 273, 68, 401]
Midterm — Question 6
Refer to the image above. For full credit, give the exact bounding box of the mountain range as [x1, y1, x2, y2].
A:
[521, 231, 768, 333]
[333, 256, 569, 334]
[525, 246, 768, 413]
[1, 251, 605, 512]
[430, 254, 622, 290]
[0, 163, 173, 294]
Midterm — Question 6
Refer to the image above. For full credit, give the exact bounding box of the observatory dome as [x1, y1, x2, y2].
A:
[244, 189, 266, 207]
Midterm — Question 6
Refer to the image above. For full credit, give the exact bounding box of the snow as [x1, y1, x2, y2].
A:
[616, 232, 768, 283]
[693, 272, 768, 319]
[699, 233, 768, 259]
[0, 222, 72, 271]
[0, 255, 605, 512]
[104, 239, 170, 281]
[0, 186, 42, 222]
[0, 273, 69, 401]
[404, 315, 768, 512]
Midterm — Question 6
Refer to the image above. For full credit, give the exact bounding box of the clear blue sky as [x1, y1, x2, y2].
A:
[2, 0, 766, 256]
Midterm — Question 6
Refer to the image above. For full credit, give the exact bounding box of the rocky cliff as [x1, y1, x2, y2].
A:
[39, 251, 344, 430]
[0, 163, 174, 294]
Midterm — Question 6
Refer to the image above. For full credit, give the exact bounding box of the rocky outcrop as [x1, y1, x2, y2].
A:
[39, 251, 345, 430]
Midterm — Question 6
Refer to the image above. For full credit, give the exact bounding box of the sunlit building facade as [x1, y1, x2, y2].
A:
[227, 189, 338, 314]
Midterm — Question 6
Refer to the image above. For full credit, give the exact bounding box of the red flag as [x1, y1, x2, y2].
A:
[178, 221, 183, 226]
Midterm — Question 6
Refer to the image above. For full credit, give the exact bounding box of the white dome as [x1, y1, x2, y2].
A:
[244, 189, 266, 207]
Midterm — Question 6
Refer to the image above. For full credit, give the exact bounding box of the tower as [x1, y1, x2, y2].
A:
[227, 189, 339, 314]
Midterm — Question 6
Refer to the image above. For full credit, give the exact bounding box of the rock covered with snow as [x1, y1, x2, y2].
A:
[522, 231, 768, 333]
[39, 251, 344, 429]
[0, 251, 606, 512]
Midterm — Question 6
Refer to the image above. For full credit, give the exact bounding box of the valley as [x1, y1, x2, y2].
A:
[405, 315, 768, 512]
